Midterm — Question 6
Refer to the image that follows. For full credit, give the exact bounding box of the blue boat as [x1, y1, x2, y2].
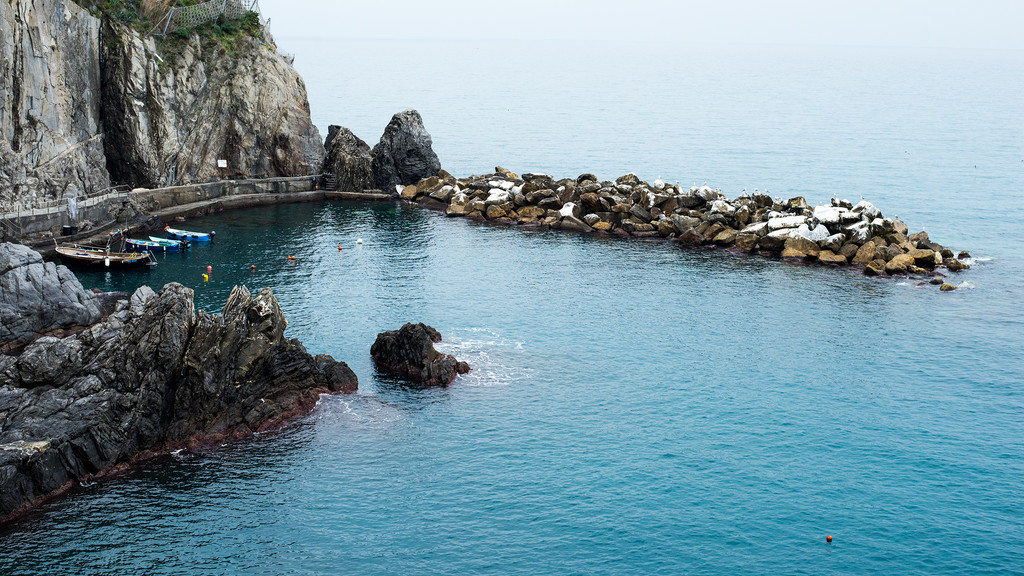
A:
[148, 236, 190, 249]
[125, 238, 182, 252]
[165, 226, 214, 242]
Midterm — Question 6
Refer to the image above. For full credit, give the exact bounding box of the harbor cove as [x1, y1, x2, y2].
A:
[2, 0, 1024, 574]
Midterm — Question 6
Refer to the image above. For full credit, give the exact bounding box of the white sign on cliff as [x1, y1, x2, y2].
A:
[217, 159, 227, 168]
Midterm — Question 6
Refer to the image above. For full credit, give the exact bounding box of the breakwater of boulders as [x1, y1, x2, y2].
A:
[397, 168, 969, 290]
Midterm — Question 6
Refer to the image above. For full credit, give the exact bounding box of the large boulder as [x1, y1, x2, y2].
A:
[0, 282, 357, 521]
[370, 323, 469, 387]
[371, 110, 442, 190]
[1, 243, 102, 349]
[781, 237, 821, 259]
[322, 125, 374, 191]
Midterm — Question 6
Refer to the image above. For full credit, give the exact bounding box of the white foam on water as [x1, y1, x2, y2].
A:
[436, 327, 534, 388]
[316, 394, 404, 427]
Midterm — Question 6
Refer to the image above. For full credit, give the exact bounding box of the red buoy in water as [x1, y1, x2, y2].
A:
[826, 535, 832, 543]
[206, 265, 212, 272]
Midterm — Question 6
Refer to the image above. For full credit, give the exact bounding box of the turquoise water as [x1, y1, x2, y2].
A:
[3, 40, 1024, 574]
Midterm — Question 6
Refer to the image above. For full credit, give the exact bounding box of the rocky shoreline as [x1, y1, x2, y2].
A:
[393, 168, 970, 290]
[0, 243, 357, 522]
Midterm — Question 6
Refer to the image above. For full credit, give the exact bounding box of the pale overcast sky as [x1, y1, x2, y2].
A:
[258, 0, 1024, 50]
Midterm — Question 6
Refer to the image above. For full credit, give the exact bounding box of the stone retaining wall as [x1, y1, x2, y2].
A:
[0, 176, 315, 241]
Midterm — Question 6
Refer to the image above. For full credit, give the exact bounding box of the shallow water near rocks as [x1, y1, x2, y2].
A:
[3, 40, 1024, 575]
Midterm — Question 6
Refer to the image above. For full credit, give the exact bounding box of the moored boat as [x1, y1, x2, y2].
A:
[126, 238, 183, 252]
[165, 226, 214, 242]
[55, 243, 156, 268]
[148, 236, 188, 248]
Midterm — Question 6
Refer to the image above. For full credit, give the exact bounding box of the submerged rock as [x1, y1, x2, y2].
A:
[371, 110, 442, 189]
[0, 256, 356, 521]
[370, 323, 469, 387]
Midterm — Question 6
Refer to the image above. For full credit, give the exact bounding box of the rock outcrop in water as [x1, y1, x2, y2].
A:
[323, 125, 374, 192]
[0, 245, 357, 521]
[1, 0, 323, 212]
[370, 323, 469, 387]
[371, 110, 442, 191]
[399, 169, 970, 288]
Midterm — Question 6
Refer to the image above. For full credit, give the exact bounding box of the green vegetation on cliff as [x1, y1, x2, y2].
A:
[75, 0, 262, 60]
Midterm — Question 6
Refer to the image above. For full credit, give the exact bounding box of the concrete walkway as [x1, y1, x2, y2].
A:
[30, 189, 396, 256]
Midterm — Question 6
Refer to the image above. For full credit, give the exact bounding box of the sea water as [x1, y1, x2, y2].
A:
[1, 40, 1022, 575]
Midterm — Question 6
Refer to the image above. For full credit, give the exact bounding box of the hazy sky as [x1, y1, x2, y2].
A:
[259, 0, 1024, 50]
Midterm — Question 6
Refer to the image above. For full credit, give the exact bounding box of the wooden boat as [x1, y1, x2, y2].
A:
[165, 226, 214, 242]
[126, 238, 182, 252]
[55, 243, 155, 268]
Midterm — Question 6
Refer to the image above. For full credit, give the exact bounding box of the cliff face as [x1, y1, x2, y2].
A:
[0, 0, 323, 210]
[100, 22, 324, 188]
[0, 0, 110, 212]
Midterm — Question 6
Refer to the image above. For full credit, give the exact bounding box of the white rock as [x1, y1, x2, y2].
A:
[812, 205, 843, 225]
[796, 223, 830, 242]
[559, 202, 578, 218]
[844, 221, 871, 243]
[710, 199, 735, 214]
[767, 215, 807, 231]
[485, 189, 510, 205]
[741, 222, 769, 236]
[821, 233, 846, 251]
[767, 228, 798, 240]
[852, 200, 881, 219]
[653, 179, 665, 189]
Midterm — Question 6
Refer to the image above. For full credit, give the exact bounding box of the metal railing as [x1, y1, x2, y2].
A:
[0, 186, 131, 239]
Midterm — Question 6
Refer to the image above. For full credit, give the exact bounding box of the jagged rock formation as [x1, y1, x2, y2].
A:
[0, 0, 110, 212]
[371, 110, 441, 191]
[0, 243, 102, 350]
[0, 247, 357, 521]
[370, 323, 469, 387]
[100, 21, 324, 188]
[322, 125, 374, 191]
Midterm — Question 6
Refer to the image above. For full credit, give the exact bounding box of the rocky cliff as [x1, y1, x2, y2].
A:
[0, 243, 357, 521]
[0, 0, 110, 212]
[0, 0, 322, 211]
[100, 20, 324, 188]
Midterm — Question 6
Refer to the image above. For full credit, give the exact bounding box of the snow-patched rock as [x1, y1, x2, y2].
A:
[768, 215, 807, 231]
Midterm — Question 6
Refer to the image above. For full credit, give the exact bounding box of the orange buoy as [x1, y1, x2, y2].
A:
[338, 245, 343, 251]
[826, 535, 832, 543]
[206, 265, 212, 272]
[250, 264, 256, 271]
[287, 255, 295, 260]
